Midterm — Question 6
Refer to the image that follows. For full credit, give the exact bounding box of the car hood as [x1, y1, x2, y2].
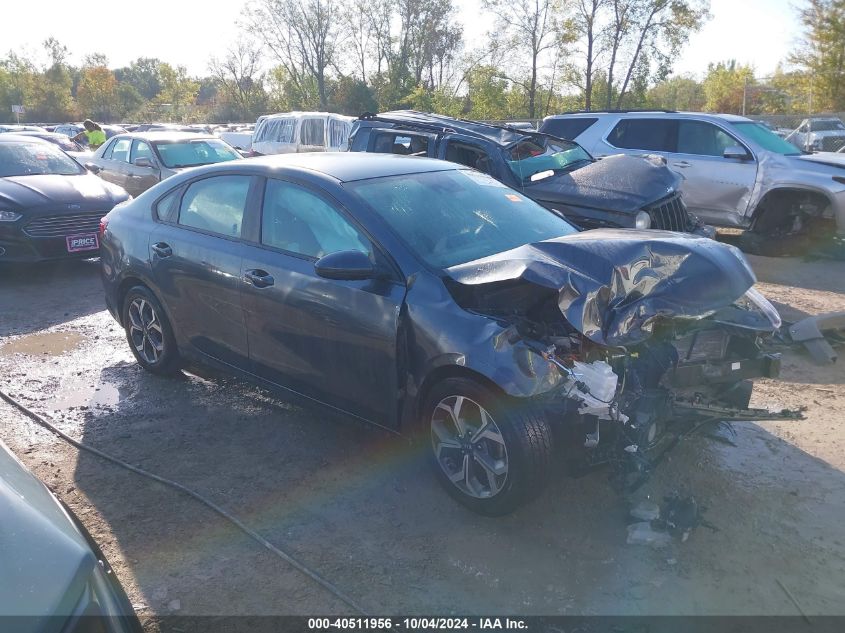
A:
[523, 154, 681, 214]
[445, 228, 759, 347]
[793, 152, 845, 170]
[0, 173, 128, 210]
[0, 440, 94, 628]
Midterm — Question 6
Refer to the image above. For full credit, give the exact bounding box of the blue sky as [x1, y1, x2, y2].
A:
[4, 0, 800, 79]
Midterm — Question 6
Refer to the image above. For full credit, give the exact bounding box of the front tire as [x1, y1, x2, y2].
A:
[122, 286, 181, 375]
[424, 377, 553, 516]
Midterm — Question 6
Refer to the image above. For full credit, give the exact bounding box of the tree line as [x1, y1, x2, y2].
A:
[0, 0, 841, 125]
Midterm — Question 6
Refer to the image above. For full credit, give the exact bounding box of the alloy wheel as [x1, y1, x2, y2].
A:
[128, 297, 164, 364]
[431, 395, 509, 499]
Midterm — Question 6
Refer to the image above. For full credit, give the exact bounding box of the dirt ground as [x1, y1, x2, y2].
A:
[1, 253, 844, 630]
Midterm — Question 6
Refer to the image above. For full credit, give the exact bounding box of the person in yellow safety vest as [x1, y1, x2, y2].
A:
[72, 119, 107, 149]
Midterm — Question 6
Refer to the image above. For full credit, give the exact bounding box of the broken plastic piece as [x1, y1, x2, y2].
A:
[626, 522, 672, 548]
[788, 311, 845, 365]
[630, 500, 661, 522]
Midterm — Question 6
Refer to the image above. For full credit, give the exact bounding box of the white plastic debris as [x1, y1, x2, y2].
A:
[630, 500, 661, 522]
[626, 522, 672, 548]
[565, 360, 628, 422]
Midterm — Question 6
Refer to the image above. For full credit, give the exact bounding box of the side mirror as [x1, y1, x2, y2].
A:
[84, 162, 101, 174]
[133, 157, 155, 168]
[723, 146, 751, 160]
[314, 250, 376, 281]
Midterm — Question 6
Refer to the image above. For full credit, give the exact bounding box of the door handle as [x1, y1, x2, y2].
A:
[672, 161, 692, 168]
[244, 269, 274, 288]
[151, 242, 172, 258]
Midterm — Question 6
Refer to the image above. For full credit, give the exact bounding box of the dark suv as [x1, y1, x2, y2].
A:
[349, 111, 711, 235]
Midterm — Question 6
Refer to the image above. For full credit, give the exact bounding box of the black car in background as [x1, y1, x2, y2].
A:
[0, 135, 129, 262]
[100, 152, 785, 515]
[348, 110, 712, 235]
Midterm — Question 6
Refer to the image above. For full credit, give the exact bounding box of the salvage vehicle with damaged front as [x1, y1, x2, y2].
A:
[100, 153, 798, 515]
[349, 111, 712, 235]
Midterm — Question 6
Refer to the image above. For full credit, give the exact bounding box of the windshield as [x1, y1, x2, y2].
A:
[731, 122, 801, 156]
[506, 138, 592, 182]
[345, 169, 578, 269]
[812, 120, 845, 131]
[42, 135, 82, 152]
[153, 139, 240, 168]
[0, 141, 84, 177]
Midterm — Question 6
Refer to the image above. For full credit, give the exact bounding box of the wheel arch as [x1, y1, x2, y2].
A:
[116, 276, 176, 336]
[750, 186, 834, 231]
[408, 364, 508, 434]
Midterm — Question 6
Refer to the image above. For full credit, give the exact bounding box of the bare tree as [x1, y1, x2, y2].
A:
[603, 0, 633, 109]
[574, 0, 606, 110]
[482, 0, 567, 118]
[243, 0, 341, 109]
[612, 0, 709, 108]
[209, 40, 266, 119]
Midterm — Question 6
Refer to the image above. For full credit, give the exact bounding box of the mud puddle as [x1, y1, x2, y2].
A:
[0, 331, 85, 357]
[49, 376, 122, 410]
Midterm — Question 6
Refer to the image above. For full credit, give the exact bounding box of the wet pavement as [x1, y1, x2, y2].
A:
[1, 256, 844, 629]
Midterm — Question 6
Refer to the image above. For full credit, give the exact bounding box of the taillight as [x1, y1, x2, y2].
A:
[99, 216, 109, 238]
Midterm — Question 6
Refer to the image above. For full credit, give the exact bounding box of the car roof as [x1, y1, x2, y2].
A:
[5, 130, 67, 139]
[0, 133, 52, 144]
[361, 110, 531, 146]
[112, 131, 217, 142]
[544, 111, 753, 123]
[212, 151, 458, 183]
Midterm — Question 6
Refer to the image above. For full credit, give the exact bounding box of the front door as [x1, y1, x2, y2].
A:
[240, 177, 406, 426]
[125, 139, 161, 197]
[671, 119, 758, 225]
[149, 174, 254, 369]
[95, 137, 132, 190]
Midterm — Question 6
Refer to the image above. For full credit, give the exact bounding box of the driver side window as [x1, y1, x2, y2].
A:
[261, 179, 371, 259]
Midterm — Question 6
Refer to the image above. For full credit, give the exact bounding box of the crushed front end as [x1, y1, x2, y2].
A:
[444, 229, 805, 489]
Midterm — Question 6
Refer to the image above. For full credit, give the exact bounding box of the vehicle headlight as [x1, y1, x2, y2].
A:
[0, 210, 22, 222]
[742, 287, 782, 330]
[635, 211, 651, 230]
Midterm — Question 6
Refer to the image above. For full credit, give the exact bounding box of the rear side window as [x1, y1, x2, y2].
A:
[300, 119, 325, 146]
[541, 117, 598, 140]
[372, 133, 429, 156]
[255, 118, 295, 143]
[608, 119, 676, 152]
[261, 179, 370, 259]
[328, 119, 349, 148]
[677, 121, 739, 157]
[178, 175, 251, 238]
[155, 189, 180, 223]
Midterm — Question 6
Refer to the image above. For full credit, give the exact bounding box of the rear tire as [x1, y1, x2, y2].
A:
[122, 286, 181, 375]
[423, 377, 553, 516]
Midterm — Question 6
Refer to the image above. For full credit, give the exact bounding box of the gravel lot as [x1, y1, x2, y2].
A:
[1, 253, 844, 631]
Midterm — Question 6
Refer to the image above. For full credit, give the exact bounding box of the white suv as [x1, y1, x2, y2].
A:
[540, 111, 845, 254]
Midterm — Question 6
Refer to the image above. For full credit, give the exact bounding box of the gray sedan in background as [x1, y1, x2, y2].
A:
[85, 132, 242, 197]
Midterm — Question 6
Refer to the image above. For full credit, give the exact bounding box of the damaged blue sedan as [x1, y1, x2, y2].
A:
[99, 153, 796, 515]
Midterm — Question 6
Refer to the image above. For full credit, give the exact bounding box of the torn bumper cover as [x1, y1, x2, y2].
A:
[445, 229, 802, 484]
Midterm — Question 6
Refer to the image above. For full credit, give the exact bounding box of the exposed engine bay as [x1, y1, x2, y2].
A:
[444, 229, 805, 488]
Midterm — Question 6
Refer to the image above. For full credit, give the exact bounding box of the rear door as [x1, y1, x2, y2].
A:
[671, 119, 757, 224]
[125, 139, 161, 196]
[240, 177, 406, 426]
[149, 173, 256, 369]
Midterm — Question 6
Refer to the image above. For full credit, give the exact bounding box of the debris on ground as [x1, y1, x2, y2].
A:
[629, 499, 661, 522]
[788, 311, 845, 365]
[626, 522, 673, 548]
